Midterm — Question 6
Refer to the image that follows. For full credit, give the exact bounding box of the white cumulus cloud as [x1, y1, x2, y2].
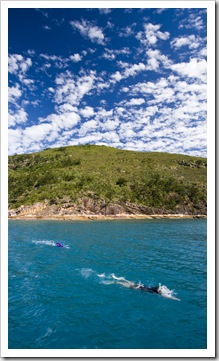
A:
[8, 84, 22, 103]
[171, 34, 203, 50]
[69, 53, 82, 62]
[8, 54, 32, 76]
[136, 22, 170, 47]
[54, 70, 96, 106]
[70, 19, 105, 45]
[126, 98, 145, 106]
[8, 108, 28, 127]
[80, 106, 94, 118]
[170, 58, 207, 79]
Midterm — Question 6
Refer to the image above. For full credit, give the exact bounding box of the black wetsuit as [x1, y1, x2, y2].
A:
[137, 285, 159, 294]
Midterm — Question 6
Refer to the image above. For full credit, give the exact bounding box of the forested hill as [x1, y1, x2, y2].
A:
[8, 145, 207, 215]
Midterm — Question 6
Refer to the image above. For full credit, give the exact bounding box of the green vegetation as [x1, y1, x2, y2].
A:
[8, 145, 207, 214]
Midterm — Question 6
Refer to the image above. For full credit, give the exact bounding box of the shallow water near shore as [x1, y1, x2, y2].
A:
[8, 219, 206, 349]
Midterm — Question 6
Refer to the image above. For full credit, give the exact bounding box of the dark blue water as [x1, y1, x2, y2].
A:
[8, 219, 207, 349]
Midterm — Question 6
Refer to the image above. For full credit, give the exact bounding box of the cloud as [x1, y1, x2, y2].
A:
[145, 49, 172, 71]
[8, 84, 22, 103]
[35, 8, 49, 18]
[124, 62, 146, 77]
[8, 107, 28, 127]
[125, 98, 145, 106]
[101, 119, 119, 131]
[170, 34, 203, 50]
[23, 123, 54, 142]
[40, 54, 63, 61]
[116, 107, 126, 116]
[8, 54, 32, 80]
[78, 119, 98, 136]
[99, 8, 112, 15]
[136, 22, 170, 47]
[96, 108, 113, 119]
[43, 25, 51, 30]
[57, 104, 78, 113]
[102, 49, 116, 61]
[69, 53, 82, 62]
[118, 71, 207, 155]
[121, 128, 136, 139]
[170, 58, 207, 79]
[119, 23, 137, 38]
[70, 19, 105, 45]
[39, 53, 69, 69]
[73, 134, 103, 145]
[54, 70, 96, 106]
[7, 9, 207, 158]
[40, 111, 81, 131]
[154, 8, 168, 14]
[179, 12, 206, 31]
[8, 128, 23, 154]
[80, 106, 94, 118]
[22, 78, 35, 89]
[110, 71, 123, 82]
[102, 48, 130, 61]
[111, 62, 148, 83]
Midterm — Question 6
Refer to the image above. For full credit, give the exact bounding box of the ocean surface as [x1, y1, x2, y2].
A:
[8, 219, 207, 349]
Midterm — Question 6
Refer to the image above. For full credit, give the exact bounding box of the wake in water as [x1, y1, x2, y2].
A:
[112, 274, 180, 301]
[104, 273, 180, 301]
[79, 269, 180, 301]
[32, 240, 70, 249]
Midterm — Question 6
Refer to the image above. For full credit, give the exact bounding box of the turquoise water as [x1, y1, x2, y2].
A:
[8, 219, 207, 349]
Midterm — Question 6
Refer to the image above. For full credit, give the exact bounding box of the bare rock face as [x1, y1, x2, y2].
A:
[8, 199, 133, 218]
[8, 196, 206, 219]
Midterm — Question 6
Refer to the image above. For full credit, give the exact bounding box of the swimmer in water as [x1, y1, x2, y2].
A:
[113, 276, 180, 300]
[56, 242, 63, 247]
[115, 278, 160, 294]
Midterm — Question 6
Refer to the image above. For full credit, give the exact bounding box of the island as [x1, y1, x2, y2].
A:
[8, 145, 207, 220]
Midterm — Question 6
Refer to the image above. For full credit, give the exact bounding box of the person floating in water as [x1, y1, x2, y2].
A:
[111, 275, 180, 301]
[56, 242, 63, 247]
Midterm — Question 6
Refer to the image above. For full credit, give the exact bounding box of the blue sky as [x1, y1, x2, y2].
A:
[8, 5, 208, 157]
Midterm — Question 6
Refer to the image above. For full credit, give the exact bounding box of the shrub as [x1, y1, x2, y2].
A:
[116, 177, 127, 187]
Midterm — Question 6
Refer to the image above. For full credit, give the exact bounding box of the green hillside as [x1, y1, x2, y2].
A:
[8, 145, 207, 214]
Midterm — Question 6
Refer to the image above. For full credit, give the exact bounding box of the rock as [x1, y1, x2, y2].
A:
[8, 197, 206, 219]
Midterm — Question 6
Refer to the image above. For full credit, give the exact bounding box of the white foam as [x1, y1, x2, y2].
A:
[32, 240, 70, 248]
[111, 274, 126, 281]
[79, 270, 181, 300]
[100, 280, 115, 285]
[97, 273, 106, 278]
[159, 285, 180, 301]
[80, 268, 95, 279]
[33, 240, 56, 247]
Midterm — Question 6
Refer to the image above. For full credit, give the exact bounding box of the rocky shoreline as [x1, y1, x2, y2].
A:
[8, 201, 206, 221]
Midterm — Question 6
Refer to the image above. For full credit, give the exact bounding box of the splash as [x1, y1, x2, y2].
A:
[32, 240, 70, 249]
[97, 273, 115, 285]
[78, 269, 180, 300]
[111, 274, 127, 281]
[158, 285, 180, 301]
[79, 268, 96, 279]
[78, 270, 120, 284]
[33, 240, 56, 247]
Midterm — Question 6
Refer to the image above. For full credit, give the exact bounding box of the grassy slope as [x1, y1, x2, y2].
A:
[8, 145, 207, 214]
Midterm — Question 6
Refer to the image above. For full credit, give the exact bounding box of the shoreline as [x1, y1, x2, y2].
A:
[8, 213, 207, 221]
